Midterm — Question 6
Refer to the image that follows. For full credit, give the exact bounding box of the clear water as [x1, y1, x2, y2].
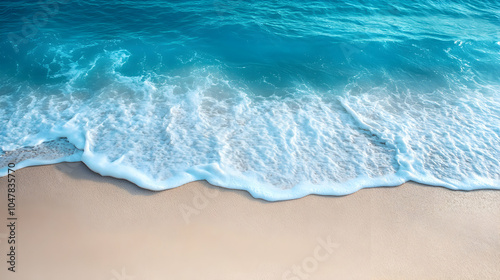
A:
[1, 0, 499, 200]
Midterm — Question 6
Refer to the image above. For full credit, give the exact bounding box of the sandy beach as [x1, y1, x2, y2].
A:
[1, 162, 499, 280]
[2, 0, 500, 279]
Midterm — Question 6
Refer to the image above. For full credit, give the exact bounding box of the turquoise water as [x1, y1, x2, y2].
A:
[1, 0, 499, 200]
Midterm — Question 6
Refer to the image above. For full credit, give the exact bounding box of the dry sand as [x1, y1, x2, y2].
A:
[0, 162, 499, 280]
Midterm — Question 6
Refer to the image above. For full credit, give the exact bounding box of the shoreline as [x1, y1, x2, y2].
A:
[1, 162, 499, 279]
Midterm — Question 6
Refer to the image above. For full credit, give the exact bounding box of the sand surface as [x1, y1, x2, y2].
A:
[0, 162, 499, 280]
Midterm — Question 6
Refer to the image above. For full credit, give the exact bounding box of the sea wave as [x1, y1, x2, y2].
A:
[1, 0, 499, 200]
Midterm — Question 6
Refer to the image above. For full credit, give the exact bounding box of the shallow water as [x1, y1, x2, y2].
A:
[1, 0, 499, 200]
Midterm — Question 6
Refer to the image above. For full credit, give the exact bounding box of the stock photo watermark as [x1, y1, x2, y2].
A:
[7, 0, 73, 52]
[4, 0, 120, 52]
[5, 163, 17, 273]
[282, 235, 339, 280]
[179, 186, 220, 224]
[55, 162, 81, 182]
[339, 42, 361, 61]
[110, 267, 135, 280]
[213, 0, 244, 16]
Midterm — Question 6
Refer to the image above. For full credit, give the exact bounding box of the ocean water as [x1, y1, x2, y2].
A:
[0, 0, 499, 200]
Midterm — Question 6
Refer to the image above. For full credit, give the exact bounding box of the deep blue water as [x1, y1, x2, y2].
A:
[1, 0, 499, 200]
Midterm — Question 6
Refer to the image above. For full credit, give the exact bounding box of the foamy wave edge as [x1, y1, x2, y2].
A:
[1, 129, 499, 202]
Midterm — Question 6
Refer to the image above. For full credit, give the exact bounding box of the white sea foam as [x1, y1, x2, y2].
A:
[1, 48, 499, 200]
[341, 87, 500, 190]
